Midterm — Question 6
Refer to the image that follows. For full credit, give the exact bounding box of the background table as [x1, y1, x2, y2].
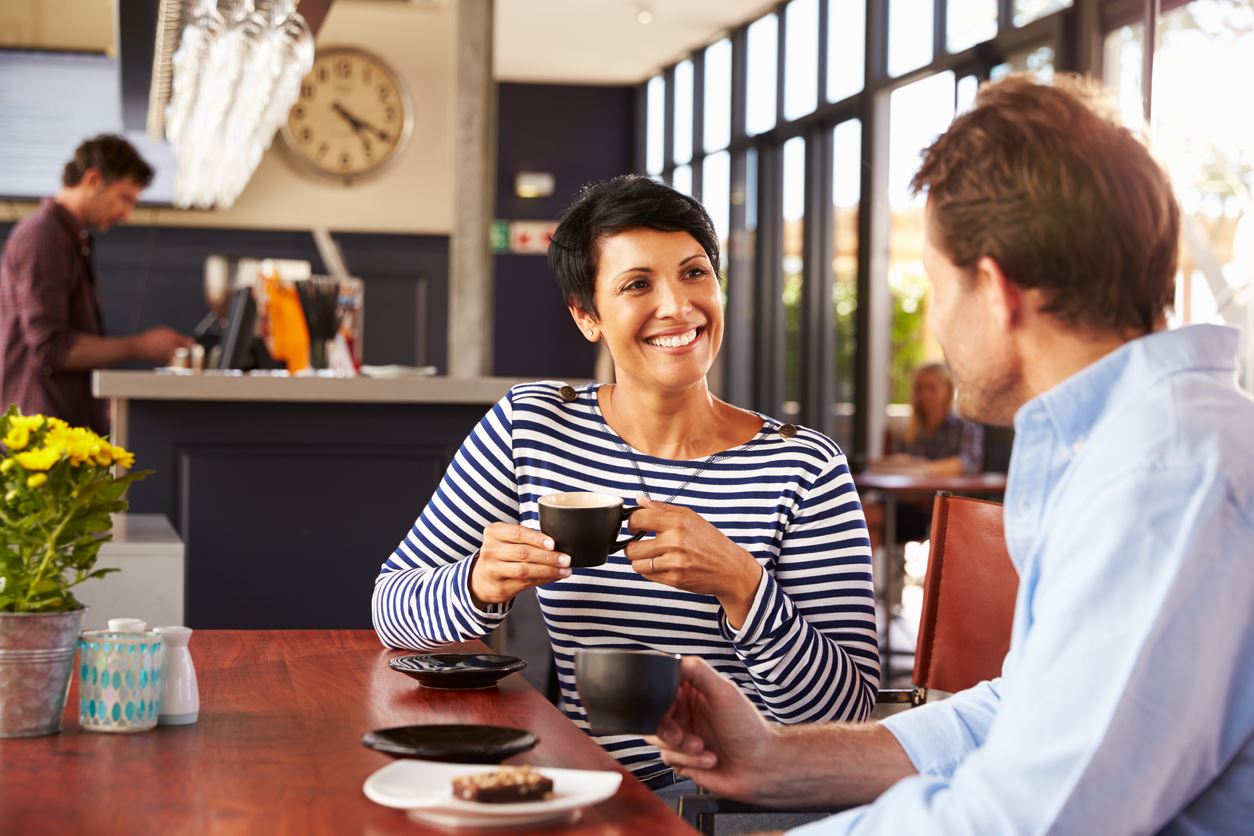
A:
[0, 630, 693, 835]
[855, 473, 1008, 675]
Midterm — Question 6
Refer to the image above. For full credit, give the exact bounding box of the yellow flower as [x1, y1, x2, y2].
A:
[47, 426, 101, 467]
[14, 446, 61, 471]
[10, 414, 44, 433]
[110, 445, 135, 469]
[3, 424, 30, 451]
[0, 458, 13, 474]
[26, 473, 47, 488]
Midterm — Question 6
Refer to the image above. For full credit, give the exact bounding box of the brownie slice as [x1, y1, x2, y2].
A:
[452, 765, 554, 803]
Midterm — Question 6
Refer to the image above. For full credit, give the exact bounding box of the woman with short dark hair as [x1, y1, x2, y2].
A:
[373, 175, 878, 788]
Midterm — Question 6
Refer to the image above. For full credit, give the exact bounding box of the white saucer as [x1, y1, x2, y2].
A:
[362, 759, 622, 830]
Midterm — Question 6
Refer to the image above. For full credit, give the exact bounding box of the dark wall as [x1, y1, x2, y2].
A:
[0, 221, 448, 371]
[492, 83, 636, 380]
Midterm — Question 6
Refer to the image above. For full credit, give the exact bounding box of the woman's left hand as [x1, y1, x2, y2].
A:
[624, 496, 763, 629]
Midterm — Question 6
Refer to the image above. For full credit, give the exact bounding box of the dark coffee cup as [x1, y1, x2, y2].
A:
[575, 648, 681, 736]
[538, 492, 643, 568]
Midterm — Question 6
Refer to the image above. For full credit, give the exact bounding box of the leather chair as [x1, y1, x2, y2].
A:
[678, 492, 1019, 833]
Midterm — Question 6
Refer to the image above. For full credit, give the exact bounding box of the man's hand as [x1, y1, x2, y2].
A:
[131, 327, 193, 365]
[653, 657, 918, 809]
[61, 328, 192, 371]
[468, 523, 571, 608]
[650, 657, 785, 803]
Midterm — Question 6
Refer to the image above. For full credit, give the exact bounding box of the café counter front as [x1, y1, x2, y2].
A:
[94, 371, 546, 631]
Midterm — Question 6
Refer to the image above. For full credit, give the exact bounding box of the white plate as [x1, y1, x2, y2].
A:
[362, 759, 622, 830]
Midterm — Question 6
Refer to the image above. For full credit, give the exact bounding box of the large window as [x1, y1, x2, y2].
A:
[1104, 2, 1254, 390]
[746, 14, 779, 136]
[784, 0, 820, 120]
[641, 0, 1080, 460]
[886, 73, 955, 405]
[832, 119, 861, 451]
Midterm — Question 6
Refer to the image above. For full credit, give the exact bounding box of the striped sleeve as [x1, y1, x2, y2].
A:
[371, 390, 521, 649]
[720, 443, 880, 723]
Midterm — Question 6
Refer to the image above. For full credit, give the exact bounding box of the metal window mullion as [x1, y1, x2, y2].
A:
[999, 0, 1014, 31]
[817, 0, 830, 105]
[802, 126, 835, 433]
[776, 2, 788, 129]
[934, 0, 948, 58]
[853, 0, 885, 464]
[756, 143, 785, 416]
[1141, 0, 1158, 123]
[634, 83, 648, 174]
[692, 50, 706, 198]
[725, 25, 754, 408]
[868, 0, 889, 87]
[664, 65, 676, 170]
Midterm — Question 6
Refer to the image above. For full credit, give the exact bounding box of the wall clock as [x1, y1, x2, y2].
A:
[281, 46, 413, 183]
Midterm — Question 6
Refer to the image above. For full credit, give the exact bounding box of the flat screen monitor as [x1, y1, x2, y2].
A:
[218, 288, 258, 371]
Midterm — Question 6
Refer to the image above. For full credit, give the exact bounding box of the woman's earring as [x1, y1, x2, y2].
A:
[586, 329, 596, 339]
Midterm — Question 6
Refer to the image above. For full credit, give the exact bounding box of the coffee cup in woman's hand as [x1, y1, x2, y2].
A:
[539, 492, 643, 567]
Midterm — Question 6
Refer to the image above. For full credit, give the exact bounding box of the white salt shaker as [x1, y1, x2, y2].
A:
[154, 626, 199, 725]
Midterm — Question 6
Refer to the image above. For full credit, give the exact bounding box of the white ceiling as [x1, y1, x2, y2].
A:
[494, 0, 781, 85]
[2, 0, 780, 87]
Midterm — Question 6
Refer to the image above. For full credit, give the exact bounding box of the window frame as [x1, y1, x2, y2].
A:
[639, 0, 1103, 461]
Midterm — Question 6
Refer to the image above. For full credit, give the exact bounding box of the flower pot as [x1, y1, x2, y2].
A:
[0, 609, 86, 737]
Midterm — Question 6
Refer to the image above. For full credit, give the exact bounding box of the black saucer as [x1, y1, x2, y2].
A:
[389, 653, 527, 690]
[361, 724, 539, 762]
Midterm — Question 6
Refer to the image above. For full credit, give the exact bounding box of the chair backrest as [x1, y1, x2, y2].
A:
[913, 493, 1018, 694]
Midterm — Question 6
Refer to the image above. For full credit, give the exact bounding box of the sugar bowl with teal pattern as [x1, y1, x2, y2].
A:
[78, 625, 163, 732]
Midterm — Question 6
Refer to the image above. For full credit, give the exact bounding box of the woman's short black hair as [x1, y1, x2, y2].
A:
[548, 175, 720, 317]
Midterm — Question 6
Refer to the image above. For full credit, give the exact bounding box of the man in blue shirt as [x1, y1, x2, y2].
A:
[653, 74, 1254, 834]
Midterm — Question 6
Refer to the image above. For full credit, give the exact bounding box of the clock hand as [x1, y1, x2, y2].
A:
[332, 101, 393, 145]
[331, 101, 366, 131]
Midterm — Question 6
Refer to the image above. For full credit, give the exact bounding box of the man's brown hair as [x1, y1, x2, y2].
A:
[62, 134, 154, 189]
[911, 73, 1179, 335]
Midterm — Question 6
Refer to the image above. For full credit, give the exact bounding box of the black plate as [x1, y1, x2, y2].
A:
[361, 724, 539, 762]
[389, 653, 527, 690]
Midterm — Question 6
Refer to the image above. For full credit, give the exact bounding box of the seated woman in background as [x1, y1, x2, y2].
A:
[372, 175, 879, 790]
[867, 362, 985, 543]
[878, 362, 984, 476]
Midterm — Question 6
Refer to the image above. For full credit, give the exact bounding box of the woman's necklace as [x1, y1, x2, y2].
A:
[602, 385, 767, 503]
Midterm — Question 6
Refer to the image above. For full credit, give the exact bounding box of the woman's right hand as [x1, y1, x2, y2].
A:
[469, 523, 572, 607]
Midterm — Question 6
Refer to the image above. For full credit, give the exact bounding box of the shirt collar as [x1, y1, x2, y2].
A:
[1015, 325, 1240, 448]
[42, 197, 88, 240]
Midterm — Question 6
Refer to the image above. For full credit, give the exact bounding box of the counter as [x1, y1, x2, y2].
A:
[93, 371, 564, 630]
[77, 514, 185, 631]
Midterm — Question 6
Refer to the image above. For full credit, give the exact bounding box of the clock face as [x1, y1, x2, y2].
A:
[283, 47, 411, 181]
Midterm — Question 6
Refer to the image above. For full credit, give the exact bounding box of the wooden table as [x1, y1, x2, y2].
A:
[855, 473, 1008, 670]
[0, 631, 693, 835]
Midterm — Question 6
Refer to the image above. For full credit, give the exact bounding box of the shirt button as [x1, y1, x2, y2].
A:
[778, 423, 798, 439]
[1019, 497, 1030, 513]
[558, 385, 578, 403]
[1071, 438, 1085, 455]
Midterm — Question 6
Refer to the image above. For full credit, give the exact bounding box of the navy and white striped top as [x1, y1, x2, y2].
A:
[373, 381, 879, 780]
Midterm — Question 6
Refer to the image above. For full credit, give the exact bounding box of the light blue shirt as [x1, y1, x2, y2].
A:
[796, 325, 1254, 835]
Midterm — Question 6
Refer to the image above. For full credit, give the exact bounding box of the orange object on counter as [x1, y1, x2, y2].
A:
[262, 274, 310, 373]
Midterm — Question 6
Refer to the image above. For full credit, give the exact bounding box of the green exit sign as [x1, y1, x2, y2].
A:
[489, 220, 510, 254]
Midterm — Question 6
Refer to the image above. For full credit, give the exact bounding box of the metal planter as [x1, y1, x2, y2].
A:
[0, 609, 86, 737]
